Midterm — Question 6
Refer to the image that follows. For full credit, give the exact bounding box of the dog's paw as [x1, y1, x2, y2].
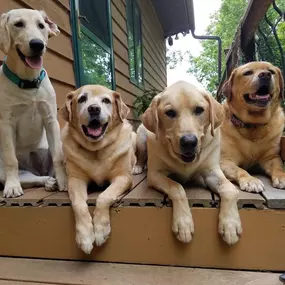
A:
[76, 224, 95, 254]
[239, 176, 264, 193]
[219, 214, 242, 245]
[133, 164, 144, 175]
[272, 173, 285, 189]
[93, 210, 111, 247]
[3, 182, 23, 198]
[172, 213, 194, 243]
[45, 177, 58, 192]
[56, 173, 68, 192]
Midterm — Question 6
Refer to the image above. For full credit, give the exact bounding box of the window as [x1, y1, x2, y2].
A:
[71, 0, 115, 89]
[126, 0, 144, 87]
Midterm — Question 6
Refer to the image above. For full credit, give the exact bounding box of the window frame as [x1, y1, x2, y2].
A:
[70, 0, 116, 90]
[126, 0, 144, 88]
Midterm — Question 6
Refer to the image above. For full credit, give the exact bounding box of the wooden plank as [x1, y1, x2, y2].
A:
[0, 207, 285, 271]
[52, 80, 75, 108]
[143, 36, 167, 80]
[165, 183, 214, 208]
[111, 2, 127, 34]
[115, 71, 143, 96]
[0, 281, 55, 285]
[112, 0, 127, 19]
[237, 189, 265, 209]
[241, 0, 273, 50]
[122, 179, 165, 207]
[48, 33, 73, 61]
[56, 0, 70, 10]
[0, 258, 281, 285]
[113, 36, 129, 62]
[44, 51, 75, 86]
[114, 53, 129, 78]
[19, 0, 71, 35]
[4, 187, 53, 207]
[212, 181, 265, 209]
[112, 21, 128, 48]
[43, 174, 146, 207]
[259, 175, 285, 209]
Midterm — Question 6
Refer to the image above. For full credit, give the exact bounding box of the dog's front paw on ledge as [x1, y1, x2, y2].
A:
[219, 216, 242, 245]
[3, 182, 23, 198]
[172, 213, 195, 243]
[93, 211, 111, 247]
[239, 176, 264, 193]
[272, 172, 285, 189]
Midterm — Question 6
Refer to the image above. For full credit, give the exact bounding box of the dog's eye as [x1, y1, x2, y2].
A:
[38, 23, 45, 29]
[268, 69, 275, 75]
[165, 109, 176, 118]
[78, 94, 87, 104]
[14, 21, 24, 28]
[102, 98, 111, 104]
[243, 70, 253, 76]
[194, 106, 204, 115]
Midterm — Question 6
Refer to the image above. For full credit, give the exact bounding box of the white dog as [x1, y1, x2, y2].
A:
[0, 9, 67, 197]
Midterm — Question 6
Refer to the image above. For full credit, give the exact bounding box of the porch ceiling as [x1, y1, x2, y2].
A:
[151, 0, 195, 38]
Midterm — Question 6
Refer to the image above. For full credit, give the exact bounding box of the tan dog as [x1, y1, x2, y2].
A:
[221, 61, 285, 192]
[135, 81, 242, 245]
[59, 85, 136, 254]
[0, 9, 66, 198]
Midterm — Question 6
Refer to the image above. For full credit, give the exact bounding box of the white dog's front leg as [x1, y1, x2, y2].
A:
[203, 168, 242, 245]
[39, 101, 67, 191]
[0, 123, 23, 197]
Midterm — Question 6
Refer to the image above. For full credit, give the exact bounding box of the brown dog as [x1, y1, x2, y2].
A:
[221, 61, 285, 192]
[135, 81, 242, 245]
[59, 85, 136, 254]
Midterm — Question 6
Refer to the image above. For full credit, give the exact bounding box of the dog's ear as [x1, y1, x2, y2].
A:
[113, 92, 129, 122]
[39, 10, 60, 38]
[142, 94, 161, 138]
[222, 69, 236, 101]
[205, 93, 224, 136]
[0, 13, 10, 54]
[276, 66, 284, 101]
[59, 92, 74, 122]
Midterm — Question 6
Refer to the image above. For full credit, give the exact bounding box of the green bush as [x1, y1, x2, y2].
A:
[133, 88, 161, 117]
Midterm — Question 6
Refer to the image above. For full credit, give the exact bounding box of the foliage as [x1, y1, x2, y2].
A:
[133, 88, 160, 117]
[186, 0, 248, 94]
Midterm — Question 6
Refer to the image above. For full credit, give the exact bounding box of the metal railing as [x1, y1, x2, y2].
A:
[217, 0, 284, 102]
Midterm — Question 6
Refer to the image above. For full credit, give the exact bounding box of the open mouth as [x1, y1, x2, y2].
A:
[82, 119, 108, 140]
[17, 47, 43, 69]
[244, 85, 272, 107]
[181, 152, 196, 163]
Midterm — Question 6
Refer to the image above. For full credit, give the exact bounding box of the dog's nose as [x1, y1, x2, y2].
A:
[29, 39, 44, 53]
[258, 71, 271, 79]
[88, 105, 101, 116]
[180, 135, 198, 152]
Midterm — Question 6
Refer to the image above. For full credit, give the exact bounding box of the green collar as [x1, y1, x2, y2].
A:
[2, 61, 46, 89]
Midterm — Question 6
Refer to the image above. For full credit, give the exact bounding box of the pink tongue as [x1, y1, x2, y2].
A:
[25, 56, 43, 69]
[87, 126, 102, 137]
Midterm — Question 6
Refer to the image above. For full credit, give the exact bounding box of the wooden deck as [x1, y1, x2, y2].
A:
[0, 257, 281, 285]
[0, 173, 284, 209]
[0, 173, 285, 271]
